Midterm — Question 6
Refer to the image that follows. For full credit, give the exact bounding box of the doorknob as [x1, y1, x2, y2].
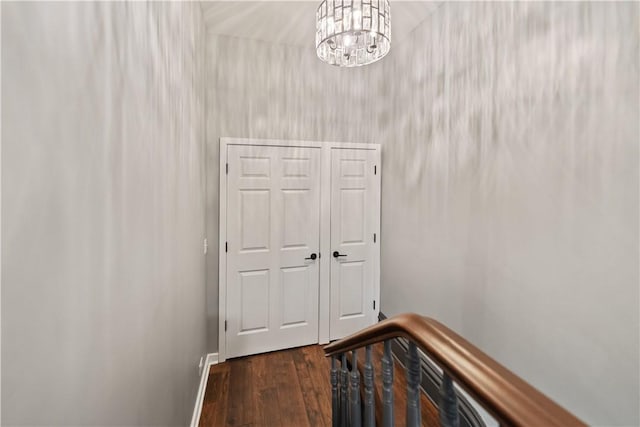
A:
[305, 253, 317, 261]
[333, 251, 347, 258]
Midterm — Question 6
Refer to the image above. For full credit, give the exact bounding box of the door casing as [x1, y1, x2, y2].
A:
[218, 137, 381, 362]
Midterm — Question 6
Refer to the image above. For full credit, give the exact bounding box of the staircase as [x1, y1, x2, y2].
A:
[324, 313, 586, 427]
[197, 313, 587, 426]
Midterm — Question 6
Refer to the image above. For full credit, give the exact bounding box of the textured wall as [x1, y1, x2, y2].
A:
[2, 2, 206, 425]
[379, 2, 639, 425]
[205, 32, 383, 352]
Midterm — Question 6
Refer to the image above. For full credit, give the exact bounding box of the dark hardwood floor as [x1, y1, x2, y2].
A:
[199, 344, 438, 426]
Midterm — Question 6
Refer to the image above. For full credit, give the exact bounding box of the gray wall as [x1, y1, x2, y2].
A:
[379, 2, 639, 426]
[2, 2, 207, 425]
[205, 32, 383, 352]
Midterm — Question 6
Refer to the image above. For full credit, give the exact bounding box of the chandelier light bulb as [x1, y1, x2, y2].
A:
[344, 35, 353, 46]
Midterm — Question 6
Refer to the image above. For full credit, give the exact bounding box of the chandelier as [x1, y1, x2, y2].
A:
[316, 0, 391, 67]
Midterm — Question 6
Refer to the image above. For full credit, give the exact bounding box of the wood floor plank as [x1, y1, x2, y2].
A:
[252, 353, 283, 426]
[272, 349, 311, 427]
[301, 346, 333, 423]
[213, 369, 231, 426]
[291, 346, 328, 427]
[199, 363, 230, 427]
[226, 357, 256, 426]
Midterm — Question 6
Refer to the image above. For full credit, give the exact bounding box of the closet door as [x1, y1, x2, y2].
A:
[226, 145, 321, 358]
[329, 148, 379, 340]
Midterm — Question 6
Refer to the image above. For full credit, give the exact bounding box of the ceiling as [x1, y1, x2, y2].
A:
[201, 1, 442, 48]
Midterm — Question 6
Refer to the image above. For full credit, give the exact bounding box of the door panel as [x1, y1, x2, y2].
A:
[330, 148, 378, 340]
[240, 190, 270, 251]
[281, 266, 310, 326]
[227, 145, 321, 358]
[339, 261, 365, 317]
[239, 270, 269, 333]
[282, 190, 311, 249]
[341, 189, 366, 243]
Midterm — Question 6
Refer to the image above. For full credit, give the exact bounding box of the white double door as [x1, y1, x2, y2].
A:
[225, 142, 378, 358]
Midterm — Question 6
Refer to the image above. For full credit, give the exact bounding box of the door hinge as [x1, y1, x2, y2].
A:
[226, 163, 229, 174]
[224, 320, 227, 331]
[225, 241, 228, 252]
[373, 233, 376, 243]
[374, 165, 377, 175]
[373, 300, 376, 310]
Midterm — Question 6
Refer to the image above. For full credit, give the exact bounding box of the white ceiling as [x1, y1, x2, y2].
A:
[201, 1, 442, 48]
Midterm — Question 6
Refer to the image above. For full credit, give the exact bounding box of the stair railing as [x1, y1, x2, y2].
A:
[324, 313, 586, 427]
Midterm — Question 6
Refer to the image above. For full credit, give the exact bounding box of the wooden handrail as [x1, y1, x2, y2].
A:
[324, 313, 586, 427]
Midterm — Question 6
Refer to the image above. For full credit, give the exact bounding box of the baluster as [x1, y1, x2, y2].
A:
[439, 372, 460, 427]
[350, 350, 362, 427]
[341, 353, 349, 427]
[381, 340, 394, 427]
[331, 356, 340, 427]
[406, 342, 421, 427]
[363, 346, 375, 427]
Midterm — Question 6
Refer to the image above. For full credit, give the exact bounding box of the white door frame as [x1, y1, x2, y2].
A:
[218, 137, 380, 362]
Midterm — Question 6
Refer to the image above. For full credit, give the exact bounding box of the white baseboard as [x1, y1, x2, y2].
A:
[190, 353, 219, 427]
[205, 353, 219, 367]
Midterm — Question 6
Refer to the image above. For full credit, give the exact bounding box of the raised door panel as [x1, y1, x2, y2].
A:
[281, 266, 310, 327]
[338, 261, 365, 318]
[340, 189, 366, 245]
[239, 190, 270, 252]
[238, 270, 270, 334]
[282, 189, 311, 250]
[239, 156, 270, 178]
